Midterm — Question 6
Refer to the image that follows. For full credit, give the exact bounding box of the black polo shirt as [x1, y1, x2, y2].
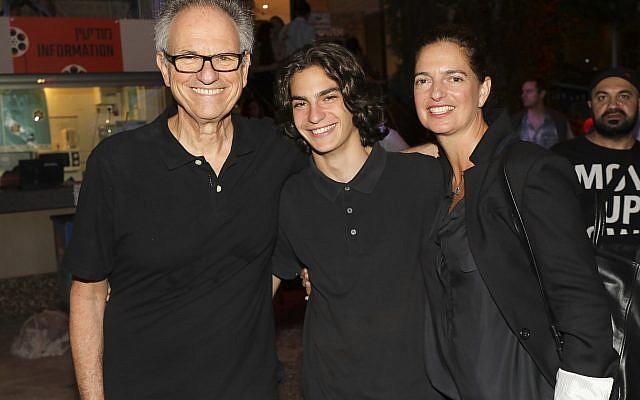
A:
[272, 144, 445, 400]
[64, 109, 306, 399]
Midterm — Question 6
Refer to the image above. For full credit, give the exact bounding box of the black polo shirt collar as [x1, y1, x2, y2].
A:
[155, 109, 257, 171]
[310, 142, 387, 202]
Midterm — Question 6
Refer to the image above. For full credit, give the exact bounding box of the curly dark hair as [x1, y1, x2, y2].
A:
[275, 42, 387, 153]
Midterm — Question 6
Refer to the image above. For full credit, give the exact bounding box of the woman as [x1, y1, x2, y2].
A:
[413, 26, 618, 399]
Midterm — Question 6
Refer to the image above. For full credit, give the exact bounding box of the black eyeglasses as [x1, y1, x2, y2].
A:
[163, 51, 246, 73]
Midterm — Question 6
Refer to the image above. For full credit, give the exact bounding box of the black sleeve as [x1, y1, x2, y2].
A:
[271, 224, 302, 280]
[521, 153, 618, 377]
[63, 146, 115, 281]
[270, 187, 303, 280]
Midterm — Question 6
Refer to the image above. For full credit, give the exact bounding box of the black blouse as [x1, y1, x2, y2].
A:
[432, 196, 553, 400]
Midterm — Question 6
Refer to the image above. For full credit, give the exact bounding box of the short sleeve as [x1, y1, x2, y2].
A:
[270, 184, 304, 280]
[271, 222, 302, 280]
[63, 147, 115, 281]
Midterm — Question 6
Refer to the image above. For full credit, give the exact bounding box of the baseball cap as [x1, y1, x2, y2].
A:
[589, 66, 640, 94]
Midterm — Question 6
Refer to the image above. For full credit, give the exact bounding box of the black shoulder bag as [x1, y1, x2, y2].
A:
[504, 151, 640, 400]
[502, 153, 564, 360]
[590, 167, 640, 400]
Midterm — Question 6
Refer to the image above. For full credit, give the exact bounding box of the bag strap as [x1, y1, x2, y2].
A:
[592, 166, 627, 247]
[502, 148, 564, 360]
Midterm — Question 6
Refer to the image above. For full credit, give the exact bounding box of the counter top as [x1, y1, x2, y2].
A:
[0, 186, 75, 214]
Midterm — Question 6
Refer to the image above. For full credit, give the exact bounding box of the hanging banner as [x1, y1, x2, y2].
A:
[10, 17, 123, 73]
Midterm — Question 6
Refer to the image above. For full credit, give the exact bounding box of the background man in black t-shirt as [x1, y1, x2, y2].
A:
[553, 67, 640, 255]
[271, 43, 445, 399]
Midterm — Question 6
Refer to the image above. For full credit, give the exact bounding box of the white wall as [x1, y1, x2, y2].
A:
[0, 18, 13, 73]
[0, 208, 76, 279]
[120, 19, 157, 72]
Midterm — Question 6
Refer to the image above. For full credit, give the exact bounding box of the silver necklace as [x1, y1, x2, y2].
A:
[453, 173, 464, 196]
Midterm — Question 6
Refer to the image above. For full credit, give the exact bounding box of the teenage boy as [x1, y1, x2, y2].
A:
[271, 43, 445, 400]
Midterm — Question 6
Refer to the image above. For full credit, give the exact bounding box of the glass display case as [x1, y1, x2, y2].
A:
[0, 72, 169, 180]
[0, 72, 170, 282]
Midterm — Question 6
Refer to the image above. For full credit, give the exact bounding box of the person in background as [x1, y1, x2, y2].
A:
[269, 16, 287, 65]
[247, 20, 279, 116]
[254, 20, 276, 69]
[553, 67, 640, 259]
[582, 116, 595, 134]
[272, 42, 445, 400]
[513, 78, 573, 148]
[342, 37, 409, 152]
[65, 0, 305, 398]
[379, 125, 410, 152]
[344, 36, 380, 82]
[241, 93, 267, 119]
[413, 25, 617, 399]
[283, 0, 315, 56]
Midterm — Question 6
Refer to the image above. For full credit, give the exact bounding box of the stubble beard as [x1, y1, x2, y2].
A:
[592, 108, 638, 138]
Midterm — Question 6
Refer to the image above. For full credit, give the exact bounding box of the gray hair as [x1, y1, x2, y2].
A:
[154, 0, 254, 54]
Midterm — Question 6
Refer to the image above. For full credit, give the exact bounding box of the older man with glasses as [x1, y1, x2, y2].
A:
[64, 1, 306, 399]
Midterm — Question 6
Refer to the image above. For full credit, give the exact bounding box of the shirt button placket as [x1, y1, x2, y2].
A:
[345, 185, 356, 239]
[196, 158, 221, 194]
[194, 158, 212, 187]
